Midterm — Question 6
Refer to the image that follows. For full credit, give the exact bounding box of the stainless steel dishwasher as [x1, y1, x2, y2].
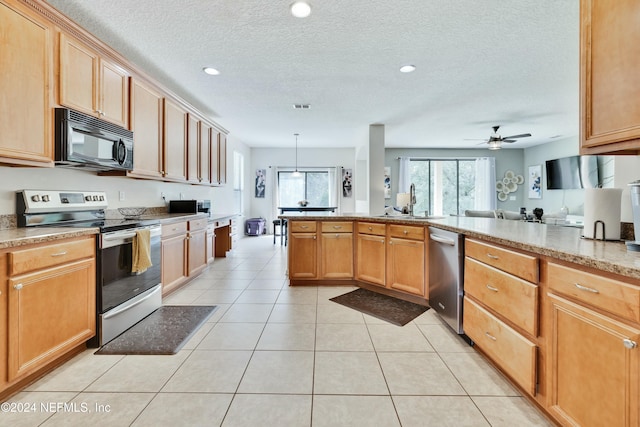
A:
[428, 227, 465, 334]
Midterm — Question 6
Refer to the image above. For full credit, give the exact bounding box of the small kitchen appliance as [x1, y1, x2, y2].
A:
[17, 190, 162, 347]
[627, 180, 640, 252]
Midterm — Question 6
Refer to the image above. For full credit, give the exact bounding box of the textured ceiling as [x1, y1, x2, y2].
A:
[46, 0, 579, 149]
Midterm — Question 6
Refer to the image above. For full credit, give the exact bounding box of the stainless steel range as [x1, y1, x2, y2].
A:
[17, 190, 162, 347]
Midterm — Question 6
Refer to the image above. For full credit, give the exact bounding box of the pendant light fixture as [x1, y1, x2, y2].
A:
[292, 133, 301, 177]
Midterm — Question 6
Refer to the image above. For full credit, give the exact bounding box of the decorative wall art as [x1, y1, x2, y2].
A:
[255, 168, 266, 198]
[528, 165, 542, 199]
[342, 168, 353, 197]
[384, 166, 391, 199]
[495, 170, 524, 202]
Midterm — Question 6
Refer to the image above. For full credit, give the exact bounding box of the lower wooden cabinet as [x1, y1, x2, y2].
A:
[386, 224, 426, 297]
[187, 218, 208, 277]
[320, 231, 353, 279]
[288, 231, 318, 279]
[356, 233, 386, 286]
[548, 293, 640, 427]
[161, 221, 188, 295]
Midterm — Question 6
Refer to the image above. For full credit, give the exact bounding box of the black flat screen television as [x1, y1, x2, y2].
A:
[545, 155, 599, 190]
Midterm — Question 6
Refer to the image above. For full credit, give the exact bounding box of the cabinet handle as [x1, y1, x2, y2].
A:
[403, 230, 408, 234]
[380, 240, 384, 243]
[368, 226, 373, 231]
[313, 236, 316, 240]
[300, 225, 309, 229]
[623, 339, 637, 349]
[333, 225, 342, 229]
[486, 253, 499, 260]
[14, 283, 23, 290]
[574, 283, 600, 294]
[50, 251, 68, 257]
[486, 284, 499, 292]
[335, 234, 340, 238]
[485, 332, 497, 341]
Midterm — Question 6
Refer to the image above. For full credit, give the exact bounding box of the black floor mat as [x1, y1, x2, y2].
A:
[95, 305, 217, 355]
[330, 288, 429, 326]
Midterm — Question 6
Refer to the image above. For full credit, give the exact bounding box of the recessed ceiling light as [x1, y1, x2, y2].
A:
[290, 1, 311, 18]
[399, 65, 416, 73]
[203, 67, 220, 75]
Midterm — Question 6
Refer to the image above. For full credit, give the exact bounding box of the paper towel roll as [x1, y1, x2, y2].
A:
[583, 188, 623, 240]
[396, 193, 410, 208]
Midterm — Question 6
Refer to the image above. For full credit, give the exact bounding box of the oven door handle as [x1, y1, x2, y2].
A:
[103, 227, 161, 241]
[102, 285, 162, 320]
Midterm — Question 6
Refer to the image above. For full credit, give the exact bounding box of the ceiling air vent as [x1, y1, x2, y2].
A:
[293, 104, 311, 109]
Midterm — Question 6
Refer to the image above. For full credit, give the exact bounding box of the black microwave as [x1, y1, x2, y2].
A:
[54, 108, 134, 171]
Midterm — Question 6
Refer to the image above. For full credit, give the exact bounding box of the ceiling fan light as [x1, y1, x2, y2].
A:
[488, 141, 501, 150]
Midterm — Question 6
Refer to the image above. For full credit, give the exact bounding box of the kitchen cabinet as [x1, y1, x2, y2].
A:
[288, 221, 318, 280]
[545, 261, 640, 426]
[186, 114, 201, 184]
[187, 218, 208, 276]
[199, 122, 212, 185]
[161, 221, 187, 295]
[356, 222, 386, 287]
[320, 221, 353, 279]
[59, 32, 129, 128]
[386, 224, 426, 297]
[580, 0, 640, 154]
[162, 98, 187, 182]
[5, 236, 95, 384]
[206, 222, 215, 263]
[0, 0, 54, 166]
[216, 132, 227, 185]
[129, 77, 163, 179]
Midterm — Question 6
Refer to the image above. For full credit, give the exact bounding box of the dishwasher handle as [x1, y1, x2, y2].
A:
[429, 233, 456, 246]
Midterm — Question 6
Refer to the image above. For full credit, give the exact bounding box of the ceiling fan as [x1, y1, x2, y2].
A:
[474, 125, 532, 150]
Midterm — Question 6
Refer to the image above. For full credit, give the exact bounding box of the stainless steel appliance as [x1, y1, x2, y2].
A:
[16, 190, 161, 347]
[55, 108, 134, 171]
[169, 199, 211, 217]
[628, 180, 640, 252]
[428, 227, 465, 334]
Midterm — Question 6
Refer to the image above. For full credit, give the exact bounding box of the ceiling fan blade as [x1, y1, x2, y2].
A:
[464, 138, 487, 141]
[476, 141, 488, 145]
[502, 139, 517, 143]
[502, 133, 531, 139]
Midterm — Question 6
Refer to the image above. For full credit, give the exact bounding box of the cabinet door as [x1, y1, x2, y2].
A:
[161, 234, 187, 295]
[581, 0, 640, 152]
[187, 228, 207, 276]
[210, 128, 221, 185]
[130, 78, 163, 178]
[0, 1, 53, 166]
[186, 114, 200, 183]
[163, 98, 187, 181]
[59, 33, 98, 116]
[100, 59, 129, 128]
[321, 233, 354, 279]
[356, 233, 386, 286]
[7, 258, 95, 381]
[289, 233, 317, 279]
[548, 294, 640, 426]
[387, 237, 425, 296]
[206, 226, 215, 263]
[217, 132, 227, 185]
[199, 122, 212, 185]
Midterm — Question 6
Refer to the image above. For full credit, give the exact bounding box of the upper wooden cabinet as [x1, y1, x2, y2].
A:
[0, 0, 54, 166]
[199, 122, 212, 185]
[129, 78, 163, 179]
[580, 0, 640, 154]
[217, 132, 227, 185]
[59, 32, 129, 129]
[162, 98, 187, 182]
[186, 114, 200, 184]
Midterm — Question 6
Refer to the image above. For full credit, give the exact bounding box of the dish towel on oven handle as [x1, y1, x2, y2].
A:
[132, 229, 152, 274]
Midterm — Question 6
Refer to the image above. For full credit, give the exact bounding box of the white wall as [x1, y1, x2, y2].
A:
[0, 135, 251, 216]
[249, 147, 356, 227]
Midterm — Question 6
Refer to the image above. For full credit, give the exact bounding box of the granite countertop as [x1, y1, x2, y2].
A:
[0, 227, 99, 250]
[280, 213, 640, 281]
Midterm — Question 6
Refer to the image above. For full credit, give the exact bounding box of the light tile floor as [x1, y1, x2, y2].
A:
[5, 235, 554, 426]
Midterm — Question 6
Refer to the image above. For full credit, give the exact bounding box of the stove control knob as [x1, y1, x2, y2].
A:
[61, 198, 69, 204]
[93, 195, 99, 201]
[99, 195, 105, 201]
[31, 195, 41, 202]
[85, 195, 92, 202]
[42, 195, 50, 202]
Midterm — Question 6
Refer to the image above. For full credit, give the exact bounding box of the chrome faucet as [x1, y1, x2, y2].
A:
[409, 183, 416, 216]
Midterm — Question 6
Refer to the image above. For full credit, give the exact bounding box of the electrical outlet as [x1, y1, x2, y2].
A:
[161, 192, 165, 199]
[509, 196, 516, 201]
[119, 191, 125, 201]
[179, 192, 184, 200]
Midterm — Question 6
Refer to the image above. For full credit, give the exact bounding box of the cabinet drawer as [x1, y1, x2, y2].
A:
[463, 297, 537, 396]
[189, 218, 208, 231]
[162, 221, 188, 238]
[466, 239, 538, 283]
[357, 222, 386, 236]
[321, 221, 353, 233]
[547, 262, 640, 323]
[10, 238, 95, 275]
[389, 224, 424, 240]
[465, 257, 538, 336]
[290, 221, 316, 233]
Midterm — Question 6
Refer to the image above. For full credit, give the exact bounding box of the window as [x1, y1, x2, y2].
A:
[233, 151, 244, 214]
[410, 159, 476, 216]
[278, 168, 337, 207]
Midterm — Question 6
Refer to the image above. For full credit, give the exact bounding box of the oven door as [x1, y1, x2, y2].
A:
[98, 225, 162, 313]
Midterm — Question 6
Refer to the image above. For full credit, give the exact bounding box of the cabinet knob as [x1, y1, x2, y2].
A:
[485, 331, 497, 341]
[403, 230, 408, 234]
[623, 339, 637, 349]
[313, 236, 316, 240]
[14, 283, 23, 291]
[380, 240, 384, 243]
[368, 226, 373, 231]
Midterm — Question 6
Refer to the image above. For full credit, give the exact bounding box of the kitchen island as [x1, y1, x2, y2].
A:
[282, 213, 640, 427]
